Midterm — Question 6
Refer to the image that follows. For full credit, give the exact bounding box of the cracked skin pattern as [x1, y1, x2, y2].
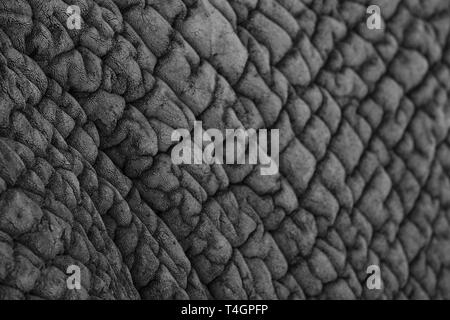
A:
[1, 0, 450, 300]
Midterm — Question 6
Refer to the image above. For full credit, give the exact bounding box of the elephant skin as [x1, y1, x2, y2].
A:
[0, 0, 450, 300]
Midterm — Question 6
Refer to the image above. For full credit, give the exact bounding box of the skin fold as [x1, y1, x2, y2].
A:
[0, 0, 450, 299]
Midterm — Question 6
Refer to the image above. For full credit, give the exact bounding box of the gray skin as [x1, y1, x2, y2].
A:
[0, 0, 450, 300]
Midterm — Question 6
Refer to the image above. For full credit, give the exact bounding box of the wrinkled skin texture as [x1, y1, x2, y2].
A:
[1, 0, 450, 300]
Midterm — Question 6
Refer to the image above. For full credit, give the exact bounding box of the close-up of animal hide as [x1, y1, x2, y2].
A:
[1, 0, 450, 301]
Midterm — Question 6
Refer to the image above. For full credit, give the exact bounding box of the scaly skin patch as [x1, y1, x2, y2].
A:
[0, 0, 450, 300]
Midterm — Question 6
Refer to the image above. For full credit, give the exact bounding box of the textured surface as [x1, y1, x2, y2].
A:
[1, 0, 450, 300]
